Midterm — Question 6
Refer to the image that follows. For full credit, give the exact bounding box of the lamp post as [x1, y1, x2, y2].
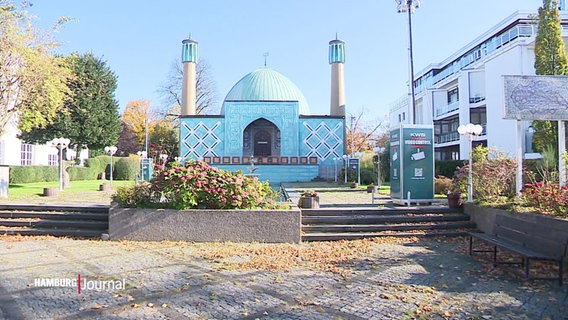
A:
[354, 152, 364, 185]
[457, 123, 483, 202]
[395, 0, 420, 124]
[332, 157, 340, 182]
[104, 146, 118, 187]
[373, 147, 386, 188]
[342, 154, 348, 183]
[137, 151, 147, 181]
[50, 138, 70, 191]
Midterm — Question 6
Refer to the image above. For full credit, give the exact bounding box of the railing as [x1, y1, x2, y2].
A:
[435, 100, 460, 117]
[435, 132, 460, 144]
[469, 95, 486, 104]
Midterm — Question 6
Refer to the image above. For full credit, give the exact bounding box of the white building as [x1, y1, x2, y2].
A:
[390, 9, 568, 161]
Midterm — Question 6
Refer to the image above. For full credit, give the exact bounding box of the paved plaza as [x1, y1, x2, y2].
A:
[1, 235, 567, 320]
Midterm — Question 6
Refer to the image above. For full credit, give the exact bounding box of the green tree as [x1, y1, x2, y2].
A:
[20, 53, 122, 150]
[149, 120, 179, 164]
[0, 1, 70, 134]
[532, 0, 568, 152]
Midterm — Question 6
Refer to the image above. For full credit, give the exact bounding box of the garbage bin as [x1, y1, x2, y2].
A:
[0, 165, 9, 198]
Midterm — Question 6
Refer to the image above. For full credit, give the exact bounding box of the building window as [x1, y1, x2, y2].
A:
[447, 87, 459, 104]
[48, 154, 58, 166]
[21, 144, 32, 165]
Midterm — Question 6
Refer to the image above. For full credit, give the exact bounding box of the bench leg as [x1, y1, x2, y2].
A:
[525, 258, 530, 280]
[560, 259, 564, 286]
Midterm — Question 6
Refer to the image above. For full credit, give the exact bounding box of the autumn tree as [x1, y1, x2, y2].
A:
[345, 109, 386, 155]
[0, 1, 70, 134]
[122, 99, 155, 146]
[531, 0, 568, 152]
[20, 53, 122, 150]
[116, 122, 140, 156]
[157, 59, 218, 115]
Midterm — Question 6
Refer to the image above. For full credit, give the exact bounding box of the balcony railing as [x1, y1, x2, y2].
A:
[435, 100, 459, 117]
[435, 132, 460, 144]
[469, 95, 486, 104]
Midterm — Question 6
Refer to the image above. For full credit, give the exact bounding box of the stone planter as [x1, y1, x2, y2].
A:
[99, 184, 111, 191]
[350, 182, 358, 189]
[299, 196, 319, 209]
[447, 192, 462, 209]
[464, 203, 568, 235]
[43, 188, 58, 197]
[109, 203, 302, 243]
[366, 185, 376, 193]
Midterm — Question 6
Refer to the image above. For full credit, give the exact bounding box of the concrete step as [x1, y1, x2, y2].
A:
[0, 218, 108, 230]
[302, 213, 470, 225]
[302, 230, 471, 241]
[0, 227, 104, 238]
[0, 211, 109, 221]
[0, 204, 109, 213]
[301, 207, 461, 216]
[302, 221, 476, 233]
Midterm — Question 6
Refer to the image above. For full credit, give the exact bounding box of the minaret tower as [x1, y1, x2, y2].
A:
[329, 37, 346, 117]
[181, 36, 198, 116]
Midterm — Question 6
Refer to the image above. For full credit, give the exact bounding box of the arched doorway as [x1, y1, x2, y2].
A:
[243, 118, 280, 157]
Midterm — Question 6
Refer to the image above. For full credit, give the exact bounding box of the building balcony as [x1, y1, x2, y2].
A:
[469, 95, 486, 104]
[434, 132, 460, 144]
[435, 101, 459, 118]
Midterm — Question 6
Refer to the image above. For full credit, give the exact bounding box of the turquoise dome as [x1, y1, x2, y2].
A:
[221, 68, 309, 115]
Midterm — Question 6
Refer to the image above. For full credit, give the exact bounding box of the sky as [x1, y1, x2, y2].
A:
[28, 0, 545, 120]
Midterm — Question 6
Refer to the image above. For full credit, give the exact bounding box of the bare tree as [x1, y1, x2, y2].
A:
[346, 108, 387, 155]
[157, 58, 218, 116]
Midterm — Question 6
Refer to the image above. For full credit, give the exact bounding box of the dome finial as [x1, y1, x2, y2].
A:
[335, 32, 338, 40]
[263, 52, 269, 67]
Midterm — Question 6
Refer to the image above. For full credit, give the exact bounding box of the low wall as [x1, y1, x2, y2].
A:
[109, 203, 302, 243]
[464, 203, 568, 234]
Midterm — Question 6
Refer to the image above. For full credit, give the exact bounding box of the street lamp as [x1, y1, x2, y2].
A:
[50, 138, 70, 191]
[373, 147, 386, 188]
[354, 152, 364, 185]
[332, 157, 342, 182]
[104, 146, 118, 187]
[137, 151, 147, 181]
[457, 123, 483, 202]
[396, 0, 420, 124]
[342, 154, 348, 183]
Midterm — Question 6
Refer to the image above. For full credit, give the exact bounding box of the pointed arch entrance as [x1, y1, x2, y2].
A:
[242, 118, 281, 157]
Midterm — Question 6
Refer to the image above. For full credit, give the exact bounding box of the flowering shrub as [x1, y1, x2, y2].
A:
[452, 146, 517, 202]
[300, 190, 318, 198]
[112, 160, 279, 209]
[521, 182, 568, 217]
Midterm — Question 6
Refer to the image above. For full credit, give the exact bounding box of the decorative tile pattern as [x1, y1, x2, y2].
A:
[181, 121, 222, 160]
[302, 121, 343, 162]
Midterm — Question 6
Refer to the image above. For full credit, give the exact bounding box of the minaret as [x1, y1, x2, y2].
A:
[329, 37, 346, 117]
[181, 36, 198, 116]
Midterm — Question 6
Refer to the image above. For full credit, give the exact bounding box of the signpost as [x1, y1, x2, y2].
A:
[390, 124, 434, 205]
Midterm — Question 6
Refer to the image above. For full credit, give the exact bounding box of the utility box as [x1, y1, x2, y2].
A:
[0, 165, 9, 198]
[141, 158, 154, 181]
[390, 124, 434, 205]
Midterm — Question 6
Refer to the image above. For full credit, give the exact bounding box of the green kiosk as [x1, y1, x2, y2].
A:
[390, 124, 434, 205]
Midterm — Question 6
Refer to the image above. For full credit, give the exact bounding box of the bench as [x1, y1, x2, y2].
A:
[469, 214, 568, 285]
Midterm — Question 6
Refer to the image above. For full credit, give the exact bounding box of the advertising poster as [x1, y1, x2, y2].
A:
[389, 128, 401, 198]
[390, 125, 434, 203]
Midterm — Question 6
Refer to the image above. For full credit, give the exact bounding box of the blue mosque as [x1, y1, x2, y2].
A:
[178, 37, 347, 185]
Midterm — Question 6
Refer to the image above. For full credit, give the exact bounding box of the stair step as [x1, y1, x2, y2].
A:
[301, 207, 461, 216]
[0, 219, 108, 230]
[0, 211, 109, 221]
[0, 204, 109, 214]
[0, 227, 104, 238]
[302, 214, 469, 225]
[302, 221, 476, 233]
[302, 230, 470, 241]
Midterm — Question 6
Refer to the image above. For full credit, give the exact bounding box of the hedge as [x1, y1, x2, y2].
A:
[114, 157, 139, 180]
[435, 160, 466, 179]
[9, 166, 59, 184]
[68, 166, 97, 181]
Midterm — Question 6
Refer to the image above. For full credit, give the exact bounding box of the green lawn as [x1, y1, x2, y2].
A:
[3, 180, 134, 204]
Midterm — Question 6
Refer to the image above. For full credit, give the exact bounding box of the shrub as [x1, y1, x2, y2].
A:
[452, 147, 516, 202]
[112, 160, 279, 210]
[521, 182, 568, 217]
[68, 166, 97, 181]
[435, 160, 466, 179]
[9, 166, 59, 183]
[360, 168, 375, 185]
[113, 183, 153, 208]
[434, 176, 453, 194]
[114, 157, 139, 180]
